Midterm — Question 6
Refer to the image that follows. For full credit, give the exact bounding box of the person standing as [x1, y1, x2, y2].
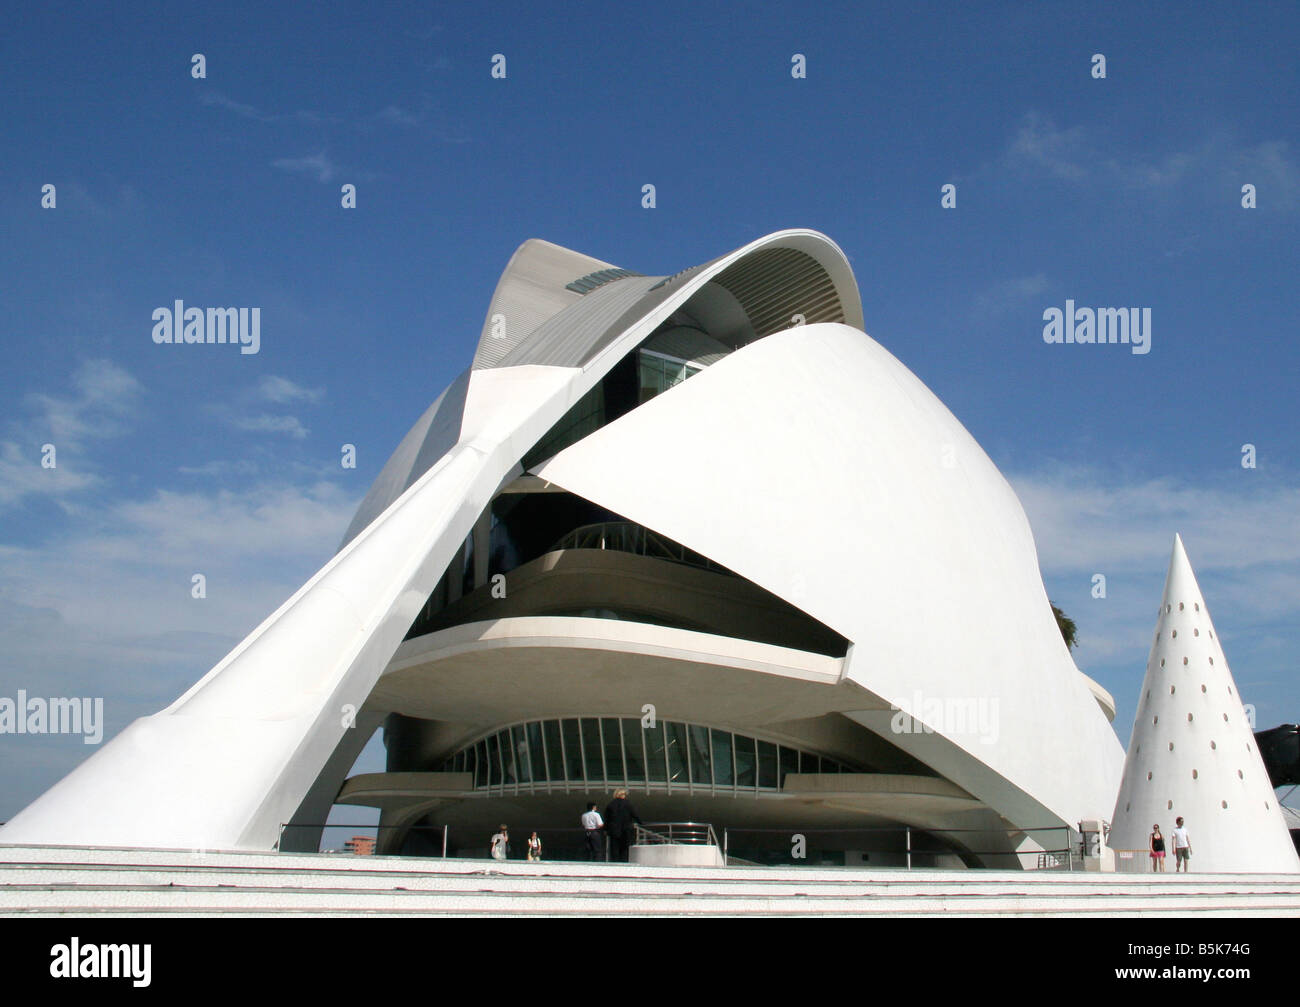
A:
[527, 831, 543, 862]
[1172, 816, 1192, 872]
[580, 802, 604, 861]
[1149, 824, 1165, 872]
[603, 788, 643, 863]
[490, 824, 509, 861]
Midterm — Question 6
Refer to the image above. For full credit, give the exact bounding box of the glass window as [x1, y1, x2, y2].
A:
[461, 531, 475, 595]
[622, 718, 646, 783]
[779, 746, 798, 787]
[643, 721, 668, 782]
[735, 736, 756, 787]
[665, 722, 689, 784]
[561, 718, 585, 782]
[601, 718, 625, 782]
[512, 724, 530, 784]
[542, 720, 562, 781]
[489, 734, 503, 786]
[711, 730, 734, 786]
[581, 718, 604, 783]
[523, 385, 605, 468]
[638, 354, 664, 403]
[502, 731, 519, 785]
[450, 721, 852, 794]
[689, 725, 712, 785]
[526, 722, 546, 782]
[757, 740, 778, 789]
[474, 740, 488, 788]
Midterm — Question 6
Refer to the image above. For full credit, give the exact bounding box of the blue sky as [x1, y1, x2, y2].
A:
[1, 1, 1298, 833]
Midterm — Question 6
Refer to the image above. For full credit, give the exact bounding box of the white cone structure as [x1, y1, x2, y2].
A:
[1110, 535, 1299, 872]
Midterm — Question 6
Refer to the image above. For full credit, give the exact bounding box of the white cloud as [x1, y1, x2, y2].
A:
[258, 375, 324, 405]
[376, 104, 419, 127]
[0, 360, 141, 509]
[231, 414, 309, 439]
[1004, 112, 1089, 181]
[272, 152, 338, 183]
[0, 480, 359, 656]
[0, 441, 99, 507]
[1011, 467, 1300, 576]
[973, 273, 1050, 320]
[23, 359, 142, 449]
[997, 112, 1300, 210]
[199, 91, 274, 122]
[1009, 465, 1300, 687]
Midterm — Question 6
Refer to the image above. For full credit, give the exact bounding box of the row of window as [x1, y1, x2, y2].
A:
[440, 717, 857, 792]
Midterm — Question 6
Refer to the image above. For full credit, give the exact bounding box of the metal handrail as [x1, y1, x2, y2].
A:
[633, 821, 719, 847]
[549, 522, 729, 574]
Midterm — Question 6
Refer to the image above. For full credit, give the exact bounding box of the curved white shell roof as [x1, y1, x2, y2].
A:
[534, 321, 1125, 827]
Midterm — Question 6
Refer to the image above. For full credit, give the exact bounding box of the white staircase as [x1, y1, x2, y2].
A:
[2, 845, 1299, 917]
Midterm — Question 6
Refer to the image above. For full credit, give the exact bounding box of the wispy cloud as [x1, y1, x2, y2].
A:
[272, 152, 338, 184]
[995, 112, 1299, 210]
[258, 375, 324, 405]
[1009, 464, 1300, 675]
[1004, 112, 1089, 181]
[199, 91, 275, 122]
[231, 414, 310, 439]
[0, 360, 142, 509]
[23, 359, 142, 449]
[0, 442, 99, 507]
[973, 273, 1050, 320]
[375, 104, 420, 127]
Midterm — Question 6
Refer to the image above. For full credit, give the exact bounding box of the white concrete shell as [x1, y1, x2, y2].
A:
[1109, 535, 1299, 872]
[1, 229, 1122, 853]
[533, 322, 1125, 828]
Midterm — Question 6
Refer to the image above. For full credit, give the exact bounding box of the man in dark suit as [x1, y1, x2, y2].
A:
[603, 789, 643, 862]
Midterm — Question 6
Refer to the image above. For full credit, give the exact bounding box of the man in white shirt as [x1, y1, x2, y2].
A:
[490, 824, 509, 861]
[581, 802, 605, 861]
[1172, 816, 1192, 872]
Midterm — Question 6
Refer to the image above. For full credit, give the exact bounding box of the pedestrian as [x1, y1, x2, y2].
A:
[580, 802, 604, 861]
[1172, 816, 1192, 872]
[490, 824, 509, 861]
[527, 831, 543, 862]
[603, 788, 643, 863]
[1149, 824, 1165, 872]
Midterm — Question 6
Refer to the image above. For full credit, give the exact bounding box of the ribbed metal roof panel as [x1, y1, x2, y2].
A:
[492, 275, 666, 369]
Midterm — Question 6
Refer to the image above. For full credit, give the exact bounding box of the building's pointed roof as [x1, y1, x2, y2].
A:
[1110, 535, 1299, 872]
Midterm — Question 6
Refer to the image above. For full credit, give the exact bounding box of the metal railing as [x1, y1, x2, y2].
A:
[633, 821, 720, 848]
[550, 522, 730, 574]
[720, 824, 1080, 870]
[280, 821, 1101, 871]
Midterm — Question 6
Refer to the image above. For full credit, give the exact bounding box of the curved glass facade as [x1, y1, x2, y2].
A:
[439, 717, 859, 795]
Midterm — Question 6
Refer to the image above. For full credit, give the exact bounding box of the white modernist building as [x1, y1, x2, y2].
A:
[1110, 535, 1300, 872]
[2, 229, 1128, 866]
